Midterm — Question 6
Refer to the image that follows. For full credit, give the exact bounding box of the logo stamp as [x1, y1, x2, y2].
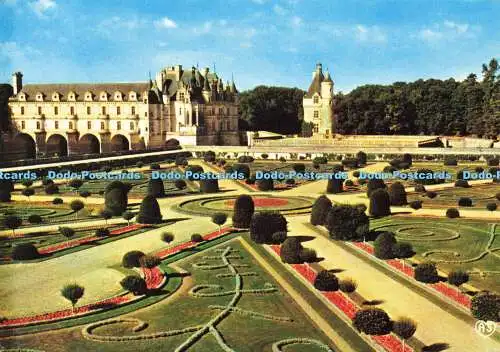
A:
[475, 320, 497, 337]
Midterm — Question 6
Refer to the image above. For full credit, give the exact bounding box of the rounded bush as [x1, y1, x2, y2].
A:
[341, 158, 359, 169]
[70, 199, 84, 212]
[356, 151, 367, 165]
[104, 187, 128, 216]
[475, 166, 484, 173]
[191, 233, 204, 242]
[374, 232, 396, 259]
[59, 226, 75, 238]
[256, 178, 274, 191]
[285, 178, 295, 185]
[292, 163, 306, 173]
[444, 157, 458, 166]
[11, 243, 40, 260]
[28, 214, 43, 224]
[280, 237, 304, 264]
[271, 231, 287, 244]
[161, 232, 174, 243]
[414, 262, 439, 283]
[353, 171, 361, 178]
[203, 151, 216, 162]
[426, 191, 437, 199]
[310, 195, 332, 226]
[369, 189, 391, 217]
[458, 197, 473, 207]
[150, 163, 160, 170]
[175, 179, 187, 190]
[339, 278, 357, 293]
[95, 228, 110, 237]
[232, 195, 255, 228]
[147, 178, 165, 198]
[414, 184, 426, 193]
[136, 195, 162, 224]
[446, 208, 460, 218]
[326, 178, 343, 194]
[447, 270, 469, 287]
[122, 251, 145, 268]
[0, 191, 11, 202]
[250, 212, 287, 244]
[45, 183, 59, 195]
[471, 291, 499, 322]
[139, 255, 162, 269]
[353, 309, 392, 335]
[409, 200, 423, 210]
[52, 197, 63, 204]
[185, 165, 204, 180]
[454, 179, 470, 188]
[366, 179, 386, 197]
[313, 270, 339, 291]
[232, 164, 251, 178]
[279, 157, 286, 162]
[486, 202, 497, 211]
[388, 182, 407, 206]
[299, 248, 317, 263]
[344, 179, 354, 187]
[199, 179, 219, 193]
[120, 275, 147, 296]
[326, 205, 369, 241]
[79, 190, 91, 198]
[486, 157, 499, 167]
[393, 242, 414, 258]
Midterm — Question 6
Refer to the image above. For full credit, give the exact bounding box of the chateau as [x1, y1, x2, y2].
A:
[5, 65, 241, 159]
[302, 63, 334, 137]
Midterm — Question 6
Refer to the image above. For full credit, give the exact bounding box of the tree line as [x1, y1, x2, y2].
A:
[239, 58, 499, 138]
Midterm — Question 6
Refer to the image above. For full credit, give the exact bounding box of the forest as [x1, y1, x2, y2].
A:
[239, 58, 499, 138]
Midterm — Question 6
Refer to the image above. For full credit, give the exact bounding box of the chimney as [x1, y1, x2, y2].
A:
[174, 65, 182, 81]
[12, 72, 23, 95]
[203, 67, 209, 77]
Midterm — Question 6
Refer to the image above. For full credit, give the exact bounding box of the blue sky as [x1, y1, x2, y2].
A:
[0, 0, 499, 92]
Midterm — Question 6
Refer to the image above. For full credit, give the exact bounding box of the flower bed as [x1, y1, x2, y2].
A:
[352, 242, 472, 310]
[224, 197, 290, 208]
[143, 267, 164, 290]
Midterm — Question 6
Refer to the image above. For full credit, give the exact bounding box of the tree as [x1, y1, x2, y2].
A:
[22, 187, 35, 203]
[366, 179, 386, 197]
[356, 151, 367, 165]
[448, 270, 469, 288]
[139, 255, 162, 269]
[122, 251, 145, 268]
[104, 187, 128, 216]
[123, 211, 135, 225]
[136, 195, 162, 224]
[326, 178, 343, 194]
[61, 284, 85, 312]
[70, 199, 85, 219]
[393, 242, 414, 258]
[486, 202, 498, 211]
[339, 278, 357, 293]
[120, 275, 147, 296]
[95, 228, 110, 237]
[191, 233, 204, 242]
[414, 262, 439, 283]
[11, 243, 39, 260]
[369, 189, 391, 217]
[393, 318, 417, 351]
[199, 179, 219, 193]
[280, 237, 304, 264]
[388, 182, 407, 205]
[446, 208, 460, 218]
[292, 163, 306, 173]
[232, 195, 255, 228]
[256, 178, 274, 191]
[325, 205, 369, 241]
[68, 179, 84, 193]
[28, 214, 43, 224]
[100, 209, 113, 225]
[45, 183, 59, 195]
[250, 212, 287, 244]
[211, 212, 227, 234]
[3, 215, 22, 235]
[22, 180, 33, 188]
[353, 308, 392, 335]
[79, 190, 91, 201]
[59, 226, 75, 238]
[310, 195, 332, 226]
[471, 291, 499, 322]
[161, 232, 174, 244]
[313, 270, 339, 291]
[374, 232, 396, 259]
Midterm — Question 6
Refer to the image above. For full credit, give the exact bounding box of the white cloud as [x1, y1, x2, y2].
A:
[291, 16, 302, 28]
[417, 21, 474, 42]
[154, 16, 178, 29]
[29, 0, 56, 18]
[96, 16, 148, 36]
[417, 28, 443, 41]
[355, 25, 387, 43]
[443, 20, 469, 34]
[193, 21, 213, 35]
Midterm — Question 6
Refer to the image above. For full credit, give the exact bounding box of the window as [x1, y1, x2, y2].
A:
[21, 121, 25, 129]
[69, 122, 73, 129]
[131, 106, 136, 115]
[88, 121, 92, 129]
[70, 106, 75, 115]
[102, 106, 106, 115]
[87, 106, 91, 115]
[144, 111, 148, 117]
[130, 122, 134, 130]
[219, 108, 223, 115]
[226, 121, 230, 130]
[55, 121, 59, 129]
[38, 106, 42, 115]
[20, 106, 24, 115]
[313, 110, 319, 119]
[101, 122, 105, 130]
[117, 121, 121, 130]
[117, 106, 121, 115]
[36, 121, 41, 129]
[179, 108, 182, 115]
[313, 123, 319, 133]
[179, 92, 185, 101]
[313, 96, 319, 104]
[54, 106, 58, 115]
[212, 107, 215, 115]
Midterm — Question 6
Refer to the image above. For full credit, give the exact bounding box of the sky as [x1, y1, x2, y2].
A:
[0, 0, 499, 93]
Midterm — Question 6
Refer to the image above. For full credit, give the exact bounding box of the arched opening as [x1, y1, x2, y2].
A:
[110, 134, 130, 152]
[46, 134, 68, 157]
[79, 134, 100, 154]
[12, 133, 36, 159]
[165, 138, 180, 149]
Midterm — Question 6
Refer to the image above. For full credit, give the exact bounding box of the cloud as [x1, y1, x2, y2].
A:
[417, 20, 474, 42]
[29, 0, 56, 18]
[290, 16, 302, 28]
[417, 28, 443, 41]
[154, 16, 178, 29]
[443, 20, 469, 34]
[354, 25, 387, 43]
[273, 5, 286, 15]
[96, 16, 148, 37]
[251, 0, 267, 4]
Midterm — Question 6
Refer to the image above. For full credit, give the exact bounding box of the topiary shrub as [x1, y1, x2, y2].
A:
[199, 179, 219, 193]
[345, 179, 354, 187]
[353, 309, 392, 335]
[388, 182, 407, 206]
[280, 237, 304, 264]
[402, 153, 413, 166]
[446, 208, 460, 218]
[95, 228, 110, 237]
[136, 195, 162, 224]
[339, 278, 357, 293]
[285, 178, 295, 186]
[120, 275, 147, 296]
[353, 171, 361, 178]
[314, 270, 339, 291]
[174, 179, 187, 190]
[44, 183, 59, 195]
[374, 232, 396, 259]
[11, 243, 40, 260]
[104, 182, 129, 216]
[52, 197, 63, 204]
[366, 179, 386, 197]
[271, 231, 287, 244]
[122, 251, 145, 268]
[299, 248, 317, 263]
[310, 195, 332, 226]
[292, 163, 306, 173]
[232, 195, 255, 228]
[191, 233, 204, 242]
[279, 157, 286, 162]
[454, 179, 470, 188]
[326, 205, 369, 241]
[414, 184, 426, 193]
[28, 214, 43, 224]
[409, 200, 423, 210]
[458, 197, 473, 207]
[393, 242, 414, 258]
[444, 156, 458, 166]
[326, 178, 343, 194]
[414, 262, 439, 283]
[486, 157, 499, 167]
[232, 163, 250, 178]
[147, 178, 165, 197]
[203, 151, 216, 162]
[369, 189, 391, 217]
[448, 270, 469, 287]
[256, 178, 274, 191]
[426, 191, 437, 199]
[471, 291, 499, 322]
[250, 212, 287, 244]
[150, 163, 161, 170]
[486, 202, 498, 211]
[356, 151, 367, 165]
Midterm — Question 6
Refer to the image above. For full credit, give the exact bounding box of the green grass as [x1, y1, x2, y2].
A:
[407, 183, 499, 208]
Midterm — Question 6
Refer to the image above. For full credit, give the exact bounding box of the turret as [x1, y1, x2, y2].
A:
[321, 70, 333, 99]
[12, 72, 23, 95]
[312, 63, 322, 79]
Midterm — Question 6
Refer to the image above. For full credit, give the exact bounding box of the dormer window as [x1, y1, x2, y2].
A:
[36, 93, 44, 102]
[52, 93, 60, 101]
[179, 92, 185, 101]
[68, 92, 76, 101]
[114, 92, 122, 101]
[18, 93, 26, 101]
[129, 91, 137, 101]
[100, 92, 108, 101]
[85, 92, 93, 101]
[313, 95, 319, 104]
